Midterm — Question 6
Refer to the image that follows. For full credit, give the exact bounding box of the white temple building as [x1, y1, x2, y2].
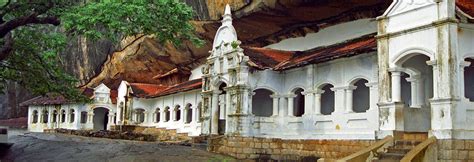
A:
[22, 0, 474, 161]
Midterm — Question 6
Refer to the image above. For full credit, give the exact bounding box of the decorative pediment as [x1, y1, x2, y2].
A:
[94, 83, 110, 94]
[383, 0, 437, 16]
[210, 4, 238, 58]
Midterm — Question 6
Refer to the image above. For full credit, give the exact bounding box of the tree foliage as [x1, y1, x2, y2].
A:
[0, 0, 201, 102]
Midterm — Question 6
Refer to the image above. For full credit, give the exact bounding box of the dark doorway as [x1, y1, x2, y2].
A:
[218, 83, 227, 135]
[93, 108, 109, 131]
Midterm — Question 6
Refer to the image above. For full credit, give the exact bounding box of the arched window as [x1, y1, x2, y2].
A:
[32, 110, 38, 123]
[69, 109, 75, 123]
[175, 105, 181, 121]
[60, 109, 66, 123]
[165, 106, 170, 122]
[321, 84, 335, 115]
[42, 110, 49, 123]
[80, 111, 88, 124]
[353, 79, 369, 113]
[155, 108, 160, 123]
[465, 58, 474, 101]
[293, 88, 305, 117]
[252, 89, 273, 117]
[135, 109, 145, 124]
[185, 104, 192, 124]
[52, 110, 58, 123]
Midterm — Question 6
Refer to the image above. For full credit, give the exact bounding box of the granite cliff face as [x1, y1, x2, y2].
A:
[2, 0, 391, 119]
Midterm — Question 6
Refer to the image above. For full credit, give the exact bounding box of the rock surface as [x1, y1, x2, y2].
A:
[1, 0, 392, 118]
[2, 130, 234, 161]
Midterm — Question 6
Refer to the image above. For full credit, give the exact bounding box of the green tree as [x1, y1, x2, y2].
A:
[0, 0, 202, 102]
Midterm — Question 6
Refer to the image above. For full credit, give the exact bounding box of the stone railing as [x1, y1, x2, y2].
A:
[400, 136, 436, 162]
[337, 136, 393, 162]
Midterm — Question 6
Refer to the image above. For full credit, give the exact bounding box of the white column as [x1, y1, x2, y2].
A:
[391, 71, 402, 102]
[314, 92, 323, 115]
[211, 91, 220, 135]
[407, 75, 423, 108]
[287, 95, 296, 116]
[279, 97, 287, 116]
[270, 95, 279, 116]
[183, 107, 187, 123]
[331, 87, 345, 113]
[345, 86, 357, 113]
[303, 92, 314, 115]
[191, 107, 197, 123]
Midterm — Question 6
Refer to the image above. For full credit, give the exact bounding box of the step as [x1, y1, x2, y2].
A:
[378, 152, 405, 160]
[386, 147, 412, 154]
[372, 159, 400, 162]
[394, 140, 421, 146]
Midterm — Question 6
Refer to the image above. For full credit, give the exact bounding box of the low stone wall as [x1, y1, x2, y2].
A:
[208, 136, 376, 160]
[437, 139, 474, 161]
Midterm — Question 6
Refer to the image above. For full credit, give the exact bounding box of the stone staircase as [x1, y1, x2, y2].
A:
[372, 132, 427, 162]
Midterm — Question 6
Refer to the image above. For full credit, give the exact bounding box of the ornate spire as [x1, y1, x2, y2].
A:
[222, 4, 232, 25]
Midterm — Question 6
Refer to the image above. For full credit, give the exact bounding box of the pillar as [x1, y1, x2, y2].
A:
[183, 107, 187, 123]
[270, 95, 279, 116]
[391, 71, 402, 102]
[314, 92, 323, 115]
[407, 75, 422, 108]
[303, 92, 314, 115]
[331, 87, 345, 113]
[278, 97, 287, 116]
[345, 86, 357, 113]
[287, 95, 296, 116]
[211, 91, 220, 135]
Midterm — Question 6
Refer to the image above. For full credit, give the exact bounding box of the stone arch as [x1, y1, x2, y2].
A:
[164, 106, 171, 122]
[394, 54, 433, 108]
[32, 110, 38, 123]
[174, 105, 181, 121]
[291, 87, 305, 117]
[69, 109, 75, 123]
[392, 48, 435, 66]
[318, 83, 335, 115]
[212, 77, 229, 88]
[185, 103, 192, 124]
[60, 109, 66, 123]
[348, 76, 371, 85]
[252, 88, 275, 117]
[463, 57, 474, 101]
[42, 109, 49, 123]
[155, 108, 161, 123]
[80, 111, 88, 124]
[52, 110, 58, 123]
[351, 78, 370, 113]
[134, 108, 146, 124]
[93, 107, 109, 131]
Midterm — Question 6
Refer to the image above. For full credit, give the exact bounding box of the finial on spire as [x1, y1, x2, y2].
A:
[222, 4, 232, 25]
[225, 4, 231, 15]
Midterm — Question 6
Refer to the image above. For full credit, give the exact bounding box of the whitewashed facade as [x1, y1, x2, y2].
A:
[27, 0, 474, 142]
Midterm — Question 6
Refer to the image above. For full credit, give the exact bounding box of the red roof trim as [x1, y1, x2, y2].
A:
[129, 83, 168, 98]
[147, 79, 202, 98]
[457, 0, 474, 18]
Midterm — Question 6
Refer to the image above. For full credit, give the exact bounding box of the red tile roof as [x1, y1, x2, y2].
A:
[244, 34, 377, 71]
[147, 79, 202, 98]
[243, 47, 294, 70]
[458, 0, 474, 18]
[20, 95, 70, 106]
[129, 83, 168, 98]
